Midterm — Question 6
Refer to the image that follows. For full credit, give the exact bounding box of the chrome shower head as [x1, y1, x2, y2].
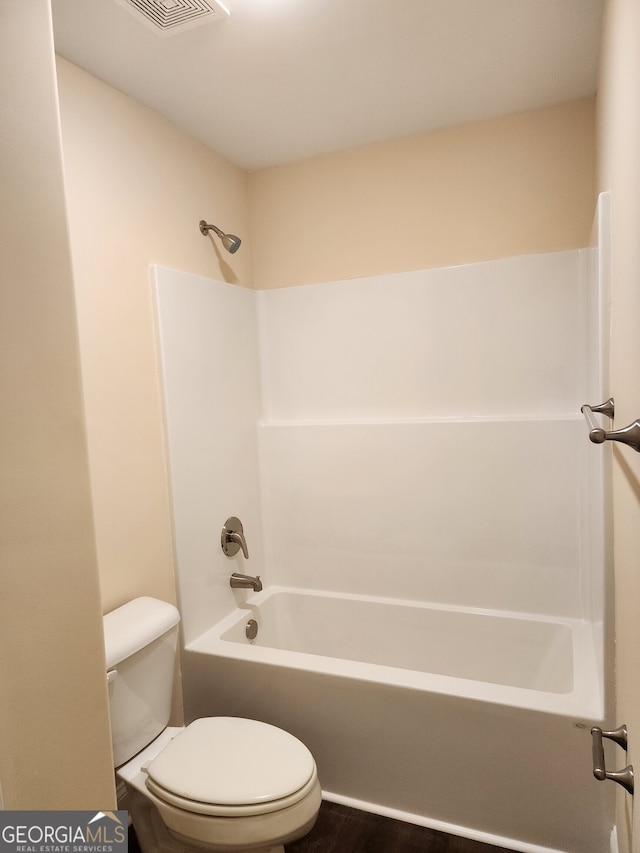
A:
[199, 220, 242, 254]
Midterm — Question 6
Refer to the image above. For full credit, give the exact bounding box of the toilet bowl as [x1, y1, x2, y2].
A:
[118, 721, 321, 853]
[104, 597, 321, 853]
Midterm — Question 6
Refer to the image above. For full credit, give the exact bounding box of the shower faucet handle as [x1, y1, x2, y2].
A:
[221, 516, 249, 559]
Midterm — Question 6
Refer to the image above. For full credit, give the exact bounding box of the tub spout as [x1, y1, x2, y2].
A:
[230, 572, 262, 592]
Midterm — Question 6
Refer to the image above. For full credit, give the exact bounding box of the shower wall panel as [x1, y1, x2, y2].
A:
[258, 419, 582, 616]
[256, 251, 586, 422]
[257, 250, 593, 620]
[153, 267, 263, 645]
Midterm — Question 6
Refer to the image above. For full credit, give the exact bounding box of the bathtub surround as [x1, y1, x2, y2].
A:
[155, 247, 608, 642]
[154, 210, 613, 853]
[153, 273, 264, 639]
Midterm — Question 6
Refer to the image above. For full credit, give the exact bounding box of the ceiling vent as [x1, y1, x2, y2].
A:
[114, 0, 229, 36]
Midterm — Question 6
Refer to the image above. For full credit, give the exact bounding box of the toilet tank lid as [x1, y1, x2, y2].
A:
[103, 597, 180, 669]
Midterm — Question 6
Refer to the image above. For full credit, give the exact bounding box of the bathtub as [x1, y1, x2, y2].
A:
[183, 587, 613, 853]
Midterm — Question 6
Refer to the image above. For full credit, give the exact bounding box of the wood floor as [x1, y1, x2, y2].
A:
[129, 800, 509, 852]
[285, 801, 507, 852]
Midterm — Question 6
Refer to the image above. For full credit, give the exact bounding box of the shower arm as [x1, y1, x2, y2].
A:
[199, 221, 224, 239]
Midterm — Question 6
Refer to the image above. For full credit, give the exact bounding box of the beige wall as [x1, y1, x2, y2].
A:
[249, 98, 596, 290]
[56, 58, 253, 614]
[597, 2, 640, 851]
[0, 1, 114, 808]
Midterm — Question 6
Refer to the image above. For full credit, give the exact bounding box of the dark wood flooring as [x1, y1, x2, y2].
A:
[287, 801, 507, 852]
[129, 800, 509, 852]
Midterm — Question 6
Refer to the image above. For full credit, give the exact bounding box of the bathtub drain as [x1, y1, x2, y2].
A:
[246, 619, 258, 642]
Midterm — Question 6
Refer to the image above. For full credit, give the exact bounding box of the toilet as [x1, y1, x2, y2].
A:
[103, 596, 321, 853]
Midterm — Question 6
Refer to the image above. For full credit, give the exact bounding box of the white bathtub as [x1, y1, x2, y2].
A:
[184, 587, 613, 853]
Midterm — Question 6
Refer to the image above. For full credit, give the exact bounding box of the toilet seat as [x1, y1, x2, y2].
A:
[144, 717, 317, 817]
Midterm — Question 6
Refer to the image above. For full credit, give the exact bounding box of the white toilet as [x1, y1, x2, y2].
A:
[103, 596, 321, 853]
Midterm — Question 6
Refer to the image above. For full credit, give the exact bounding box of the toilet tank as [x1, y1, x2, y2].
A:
[103, 597, 180, 767]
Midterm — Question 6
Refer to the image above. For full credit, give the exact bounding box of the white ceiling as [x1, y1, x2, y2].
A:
[51, 0, 604, 172]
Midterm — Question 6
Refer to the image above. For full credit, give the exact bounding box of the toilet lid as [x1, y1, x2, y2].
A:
[145, 718, 316, 807]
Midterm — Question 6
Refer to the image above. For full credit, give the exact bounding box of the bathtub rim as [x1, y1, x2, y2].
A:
[185, 585, 604, 722]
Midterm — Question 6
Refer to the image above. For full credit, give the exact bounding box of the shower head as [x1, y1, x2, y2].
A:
[199, 220, 242, 254]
